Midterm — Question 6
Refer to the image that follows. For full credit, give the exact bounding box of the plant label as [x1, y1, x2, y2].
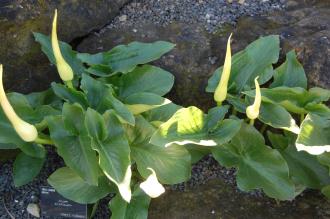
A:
[40, 186, 87, 219]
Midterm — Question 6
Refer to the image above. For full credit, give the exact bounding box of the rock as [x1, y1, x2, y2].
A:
[26, 203, 40, 218]
[149, 179, 330, 219]
[78, 0, 330, 112]
[0, 0, 130, 93]
[211, 0, 330, 89]
[77, 22, 216, 111]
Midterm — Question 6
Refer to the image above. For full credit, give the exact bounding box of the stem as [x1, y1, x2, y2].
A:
[65, 80, 74, 89]
[260, 124, 267, 134]
[300, 114, 305, 124]
[35, 120, 47, 131]
[90, 201, 99, 219]
[217, 102, 222, 107]
[35, 137, 54, 145]
[232, 108, 237, 116]
[249, 119, 255, 126]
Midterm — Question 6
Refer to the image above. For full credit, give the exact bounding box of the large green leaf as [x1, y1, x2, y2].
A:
[48, 167, 113, 204]
[78, 41, 175, 74]
[143, 103, 182, 123]
[109, 187, 150, 219]
[51, 83, 88, 109]
[258, 102, 300, 134]
[281, 145, 330, 189]
[296, 114, 330, 155]
[80, 74, 135, 125]
[33, 32, 85, 76]
[244, 87, 330, 114]
[212, 124, 295, 200]
[115, 65, 174, 98]
[206, 35, 279, 94]
[150, 106, 241, 147]
[13, 152, 45, 187]
[129, 116, 191, 184]
[270, 50, 307, 89]
[85, 109, 132, 202]
[124, 92, 171, 115]
[322, 185, 330, 199]
[47, 113, 99, 186]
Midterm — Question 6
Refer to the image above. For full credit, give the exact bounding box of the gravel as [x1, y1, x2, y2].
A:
[0, 0, 285, 218]
[106, 0, 284, 33]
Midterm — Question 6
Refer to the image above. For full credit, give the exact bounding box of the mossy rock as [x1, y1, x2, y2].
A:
[0, 0, 130, 93]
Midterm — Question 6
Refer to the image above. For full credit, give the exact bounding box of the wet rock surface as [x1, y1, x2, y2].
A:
[0, 0, 130, 93]
[150, 179, 330, 219]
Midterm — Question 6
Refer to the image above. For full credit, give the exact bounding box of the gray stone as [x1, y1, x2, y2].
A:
[0, 0, 130, 93]
[149, 179, 330, 219]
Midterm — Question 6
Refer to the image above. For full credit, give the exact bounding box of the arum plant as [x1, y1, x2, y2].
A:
[152, 34, 330, 201]
[0, 10, 191, 218]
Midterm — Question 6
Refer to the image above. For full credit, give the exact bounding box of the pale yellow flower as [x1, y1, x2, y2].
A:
[0, 65, 38, 142]
[52, 9, 74, 82]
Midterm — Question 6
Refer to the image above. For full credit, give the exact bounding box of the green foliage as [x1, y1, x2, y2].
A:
[1, 29, 181, 218]
[1, 25, 330, 219]
[153, 35, 330, 202]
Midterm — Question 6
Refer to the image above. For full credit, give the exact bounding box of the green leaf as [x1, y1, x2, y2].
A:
[143, 103, 182, 123]
[206, 35, 279, 94]
[259, 102, 300, 134]
[109, 187, 150, 219]
[79, 41, 175, 74]
[296, 114, 330, 155]
[62, 103, 86, 135]
[48, 167, 113, 204]
[116, 65, 174, 98]
[13, 152, 45, 187]
[185, 144, 210, 164]
[85, 109, 132, 202]
[267, 131, 289, 150]
[270, 50, 307, 89]
[212, 124, 295, 200]
[322, 185, 330, 199]
[244, 87, 330, 114]
[150, 106, 241, 147]
[86, 64, 113, 77]
[33, 32, 85, 76]
[47, 115, 99, 185]
[129, 116, 191, 184]
[80, 74, 135, 125]
[51, 83, 88, 109]
[281, 145, 330, 189]
[206, 106, 229, 131]
[25, 89, 62, 109]
[124, 92, 171, 115]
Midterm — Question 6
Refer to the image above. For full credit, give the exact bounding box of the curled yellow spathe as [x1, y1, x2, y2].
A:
[214, 34, 232, 105]
[0, 65, 38, 142]
[246, 77, 261, 120]
[52, 9, 74, 82]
